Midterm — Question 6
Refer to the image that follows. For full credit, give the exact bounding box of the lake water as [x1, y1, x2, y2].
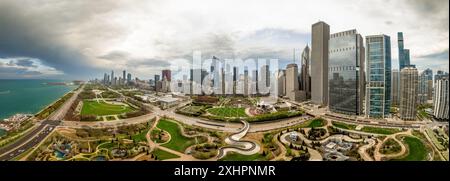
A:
[0, 79, 77, 121]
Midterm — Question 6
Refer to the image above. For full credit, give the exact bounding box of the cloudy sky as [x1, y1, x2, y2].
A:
[0, 0, 448, 80]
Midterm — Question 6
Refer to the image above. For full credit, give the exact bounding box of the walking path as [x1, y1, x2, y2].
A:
[217, 121, 261, 159]
[373, 130, 411, 161]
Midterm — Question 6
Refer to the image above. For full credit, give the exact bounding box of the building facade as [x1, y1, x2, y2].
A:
[397, 32, 410, 70]
[433, 77, 449, 120]
[391, 69, 400, 106]
[328, 29, 365, 115]
[399, 67, 418, 120]
[311, 21, 330, 105]
[418, 68, 433, 104]
[365, 35, 391, 118]
[286, 64, 302, 101]
[301, 45, 311, 99]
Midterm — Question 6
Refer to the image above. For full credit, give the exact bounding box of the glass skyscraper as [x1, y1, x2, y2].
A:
[365, 35, 391, 118]
[398, 32, 410, 70]
[328, 30, 365, 115]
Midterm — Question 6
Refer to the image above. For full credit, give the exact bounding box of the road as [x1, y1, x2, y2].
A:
[0, 85, 84, 161]
[0, 120, 60, 161]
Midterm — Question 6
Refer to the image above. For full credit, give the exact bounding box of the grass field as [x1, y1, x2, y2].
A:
[157, 119, 199, 152]
[132, 128, 150, 143]
[332, 121, 357, 130]
[152, 148, 180, 160]
[306, 118, 326, 128]
[360, 126, 401, 135]
[393, 136, 428, 161]
[207, 107, 248, 117]
[219, 152, 267, 161]
[81, 100, 134, 116]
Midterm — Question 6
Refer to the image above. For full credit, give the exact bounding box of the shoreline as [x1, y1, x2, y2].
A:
[1, 85, 78, 121]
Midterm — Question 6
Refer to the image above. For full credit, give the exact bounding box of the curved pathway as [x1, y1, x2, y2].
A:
[373, 130, 410, 161]
[217, 121, 261, 159]
[358, 138, 376, 161]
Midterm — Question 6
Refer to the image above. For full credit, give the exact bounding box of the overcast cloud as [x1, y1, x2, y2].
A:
[0, 0, 448, 80]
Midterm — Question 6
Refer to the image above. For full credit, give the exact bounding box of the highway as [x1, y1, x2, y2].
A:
[0, 85, 83, 161]
[0, 120, 59, 161]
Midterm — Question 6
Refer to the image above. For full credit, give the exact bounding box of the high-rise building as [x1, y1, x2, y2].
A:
[301, 45, 311, 99]
[328, 29, 365, 115]
[418, 68, 433, 104]
[244, 69, 249, 96]
[391, 69, 400, 106]
[433, 77, 449, 120]
[123, 70, 126, 84]
[311, 21, 330, 105]
[434, 70, 449, 83]
[365, 35, 392, 118]
[103, 73, 108, 84]
[127, 73, 132, 84]
[398, 32, 410, 70]
[162, 69, 171, 81]
[399, 67, 418, 120]
[154, 74, 160, 82]
[111, 70, 114, 85]
[286, 64, 303, 101]
[277, 69, 286, 97]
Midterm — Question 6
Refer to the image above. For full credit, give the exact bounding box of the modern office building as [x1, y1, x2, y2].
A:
[434, 70, 449, 83]
[301, 45, 311, 99]
[277, 69, 286, 97]
[122, 70, 126, 84]
[103, 73, 108, 84]
[391, 69, 400, 106]
[311, 21, 330, 105]
[286, 64, 303, 101]
[111, 70, 114, 85]
[328, 29, 365, 115]
[162, 69, 172, 82]
[127, 73, 132, 84]
[433, 77, 449, 120]
[398, 32, 410, 70]
[365, 35, 392, 118]
[418, 68, 433, 104]
[399, 67, 418, 120]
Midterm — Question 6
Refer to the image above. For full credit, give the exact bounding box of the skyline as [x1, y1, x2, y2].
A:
[0, 0, 449, 80]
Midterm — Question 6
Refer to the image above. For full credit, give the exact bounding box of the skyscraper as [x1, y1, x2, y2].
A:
[328, 29, 365, 115]
[123, 70, 126, 84]
[286, 64, 301, 101]
[277, 69, 286, 97]
[434, 70, 449, 83]
[154, 74, 160, 82]
[399, 67, 418, 120]
[365, 35, 392, 118]
[162, 69, 171, 81]
[311, 21, 330, 105]
[127, 73, 132, 84]
[301, 45, 310, 99]
[391, 69, 400, 106]
[398, 32, 410, 70]
[111, 70, 114, 85]
[433, 77, 449, 120]
[418, 68, 433, 104]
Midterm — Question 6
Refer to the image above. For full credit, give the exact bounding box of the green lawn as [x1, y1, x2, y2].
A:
[81, 100, 134, 116]
[219, 152, 267, 161]
[132, 128, 149, 143]
[98, 142, 117, 150]
[207, 107, 248, 117]
[332, 121, 357, 130]
[306, 118, 326, 128]
[157, 119, 200, 152]
[152, 149, 180, 160]
[361, 126, 401, 135]
[393, 136, 429, 161]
